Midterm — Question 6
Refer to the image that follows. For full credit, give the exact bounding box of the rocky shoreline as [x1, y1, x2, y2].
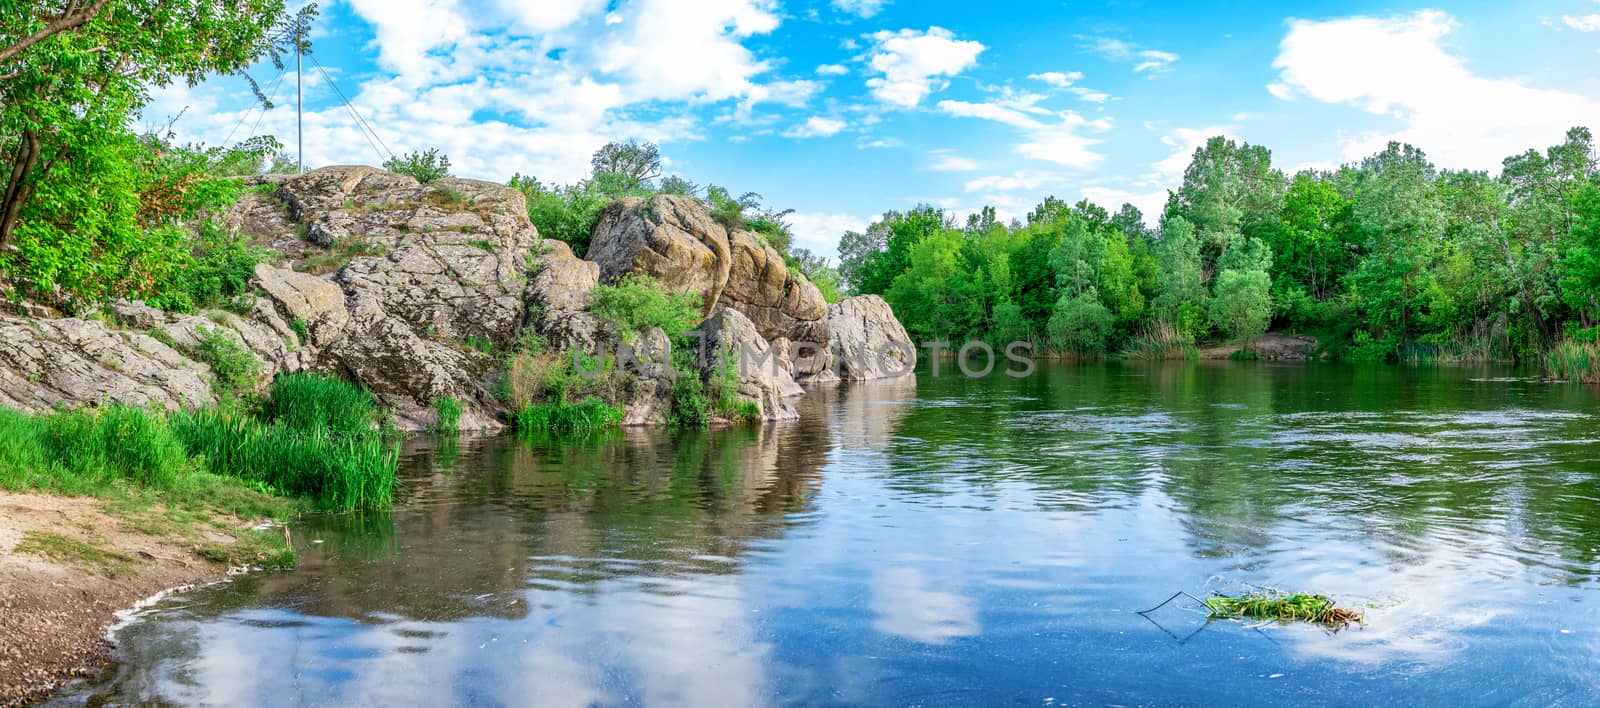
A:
[0, 166, 916, 430]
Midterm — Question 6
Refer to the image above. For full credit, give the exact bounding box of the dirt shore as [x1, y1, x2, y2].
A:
[1199, 332, 1319, 360]
[0, 492, 272, 705]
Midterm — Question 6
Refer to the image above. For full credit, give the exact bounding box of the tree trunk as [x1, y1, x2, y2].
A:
[0, 130, 41, 248]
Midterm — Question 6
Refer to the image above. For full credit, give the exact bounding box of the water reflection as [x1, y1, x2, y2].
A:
[56, 362, 1600, 706]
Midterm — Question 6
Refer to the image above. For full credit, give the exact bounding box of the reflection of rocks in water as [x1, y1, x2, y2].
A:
[252, 425, 834, 624]
[801, 374, 917, 453]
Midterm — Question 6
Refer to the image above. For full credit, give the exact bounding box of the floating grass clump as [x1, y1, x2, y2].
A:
[516, 397, 623, 432]
[1205, 590, 1362, 629]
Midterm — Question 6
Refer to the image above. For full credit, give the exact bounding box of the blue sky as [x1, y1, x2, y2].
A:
[147, 0, 1600, 257]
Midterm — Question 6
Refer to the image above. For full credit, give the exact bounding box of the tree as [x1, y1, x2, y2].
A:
[1165, 136, 1286, 262]
[0, 0, 307, 303]
[1209, 236, 1274, 343]
[1048, 290, 1112, 354]
[1559, 184, 1600, 325]
[384, 148, 451, 183]
[589, 139, 661, 189]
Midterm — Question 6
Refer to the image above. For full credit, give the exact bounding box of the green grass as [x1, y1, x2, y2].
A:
[260, 372, 381, 438]
[171, 407, 398, 511]
[1205, 590, 1362, 629]
[0, 406, 193, 494]
[433, 396, 462, 433]
[16, 530, 137, 579]
[1548, 340, 1600, 383]
[515, 397, 623, 432]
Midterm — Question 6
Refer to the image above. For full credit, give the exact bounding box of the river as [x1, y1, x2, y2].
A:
[52, 362, 1600, 706]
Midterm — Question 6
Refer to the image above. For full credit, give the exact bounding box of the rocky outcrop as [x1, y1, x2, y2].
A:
[820, 295, 916, 381]
[700, 308, 801, 421]
[0, 167, 920, 430]
[0, 316, 213, 413]
[525, 239, 604, 351]
[588, 195, 829, 348]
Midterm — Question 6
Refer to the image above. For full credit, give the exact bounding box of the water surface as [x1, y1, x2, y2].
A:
[57, 362, 1600, 706]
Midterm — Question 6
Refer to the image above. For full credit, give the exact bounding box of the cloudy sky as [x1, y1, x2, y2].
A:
[146, 0, 1600, 257]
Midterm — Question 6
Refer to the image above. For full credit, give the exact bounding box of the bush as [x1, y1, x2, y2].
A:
[260, 373, 380, 438]
[193, 326, 261, 397]
[384, 148, 451, 183]
[589, 273, 704, 344]
[1048, 292, 1112, 355]
[515, 397, 622, 432]
[147, 224, 265, 314]
[510, 175, 612, 257]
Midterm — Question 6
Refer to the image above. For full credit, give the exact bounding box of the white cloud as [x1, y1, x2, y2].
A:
[150, 0, 817, 184]
[1562, 14, 1600, 32]
[1025, 70, 1111, 102]
[1028, 71, 1083, 87]
[927, 151, 979, 171]
[865, 27, 985, 107]
[938, 99, 1111, 168]
[1077, 35, 1180, 77]
[784, 116, 848, 138]
[963, 170, 1057, 192]
[787, 212, 870, 258]
[815, 63, 849, 76]
[1272, 10, 1600, 168]
[832, 0, 889, 18]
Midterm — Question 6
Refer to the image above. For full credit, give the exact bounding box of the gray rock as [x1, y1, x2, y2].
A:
[618, 326, 674, 426]
[0, 316, 213, 413]
[699, 308, 800, 421]
[587, 195, 829, 348]
[819, 295, 917, 381]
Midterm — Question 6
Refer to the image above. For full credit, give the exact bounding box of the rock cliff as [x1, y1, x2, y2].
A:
[0, 168, 918, 430]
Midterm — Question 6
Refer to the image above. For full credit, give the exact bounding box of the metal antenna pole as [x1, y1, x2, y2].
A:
[296, 21, 304, 174]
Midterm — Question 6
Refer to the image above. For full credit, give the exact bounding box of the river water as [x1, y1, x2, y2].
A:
[53, 362, 1600, 706]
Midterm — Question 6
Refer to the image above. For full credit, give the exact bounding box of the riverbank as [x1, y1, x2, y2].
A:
[0, 489, 291, 705]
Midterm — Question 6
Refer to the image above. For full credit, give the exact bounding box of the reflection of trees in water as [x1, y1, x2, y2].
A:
[253, 416, 835, 623]
[868, 362, 1600, 577]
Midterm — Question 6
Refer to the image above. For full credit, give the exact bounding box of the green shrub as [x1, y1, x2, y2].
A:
[384, 148, 451, 183]
[260, 373, 380, 437]
[147, 225, 265, 314]
[510, 175, 611, 257]
[289, 318, 309, 342]
[170, 407, 397, 511]
[193, 326, 261, 397]
[589, 273, 703, 344]
[515, 397, 622, 432]
[433, 397, 462, 432]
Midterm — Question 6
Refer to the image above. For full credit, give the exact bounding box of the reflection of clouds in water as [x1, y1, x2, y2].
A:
[870, 567, 980, 644]
[1275, 532, 1518, 667]
[109, 572, 770, 707]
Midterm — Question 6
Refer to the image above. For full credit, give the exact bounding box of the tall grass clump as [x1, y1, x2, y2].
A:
[0, 406, 192, 494]
[260, 372, 381, 437]
[171, 407, 398, 511]
[1120, 320, 1197, 360]
[1548, 340, 1600, 383]
[515, 397, 623, 432]
[432, 396, 462, 432]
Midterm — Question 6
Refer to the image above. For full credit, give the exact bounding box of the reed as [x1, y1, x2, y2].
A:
[170, 407, 398, 511]
[260, 372, 381, 437]
[1548, 340, 1600, 383]
[516, 397, 623, 432]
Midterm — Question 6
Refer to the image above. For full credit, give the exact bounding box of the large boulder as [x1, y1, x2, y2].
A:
[587, 195, 829, 348]
[819, 295, 917, 381]
[525, 239, 604, 351]
[699, 308, 800, 421]
[617, 326, 675, 426]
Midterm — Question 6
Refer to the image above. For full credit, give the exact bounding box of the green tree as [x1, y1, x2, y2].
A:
[1165, 135, 1286, 261]
[1209, 236, 1274, 343]
[0, 0, 307, 304]
[590, 139, 661, 190]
